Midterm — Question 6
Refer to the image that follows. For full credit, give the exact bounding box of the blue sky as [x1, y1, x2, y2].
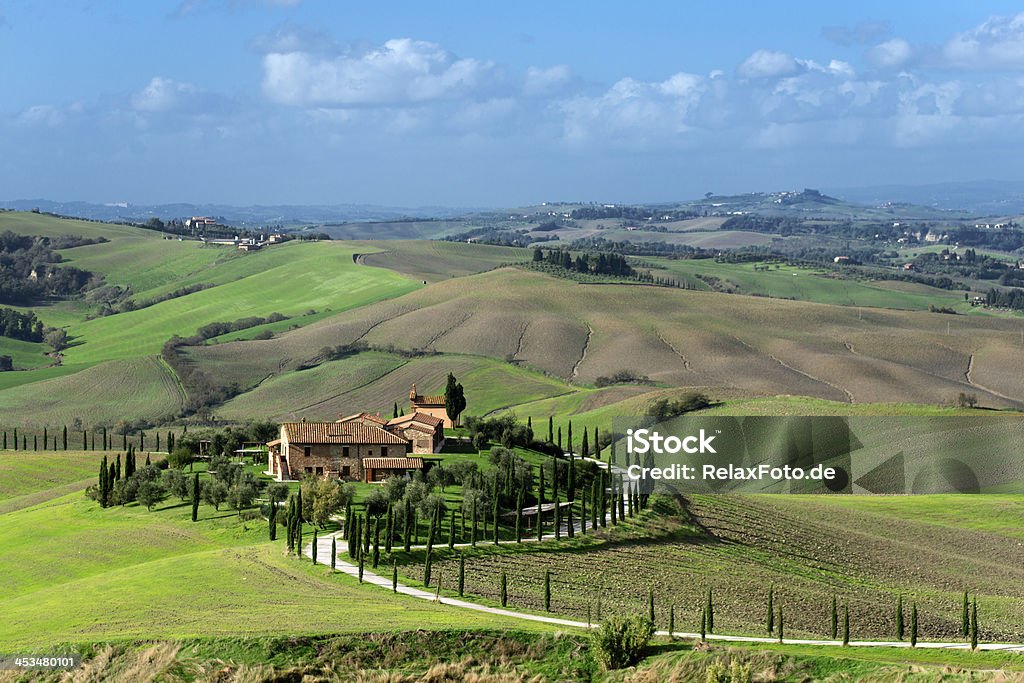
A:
[4, 1, 1024, 207]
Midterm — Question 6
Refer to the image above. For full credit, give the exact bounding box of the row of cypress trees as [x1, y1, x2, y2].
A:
[2, 426, 176, 451]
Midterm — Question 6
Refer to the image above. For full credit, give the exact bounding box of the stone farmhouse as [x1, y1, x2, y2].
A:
[266, 394, 448, 483]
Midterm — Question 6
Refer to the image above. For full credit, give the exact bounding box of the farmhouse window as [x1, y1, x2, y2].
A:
[368, 449, 373, 456]
[341, 465, 350, 477]
[381, 446, 388, 457]
[303, 446, 311, 457]
[343, 446, 350, 457]
[304, 467, 313, 474]
[315, 467, 323, 475]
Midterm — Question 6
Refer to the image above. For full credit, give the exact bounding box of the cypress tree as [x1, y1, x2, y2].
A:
[347, 514, 357, 558]
[609, 476, 617, 525]
[449, 504, 456, 549]
[2, 431, 5, 450]
[140, 431, 145, 451]
[358, 553, 364, 583]
[492, 489, 499, 545]
[471, 500, 478, 546]
[268, 491, 277, 539]
[412, 509, 418, 545]
[580, 429, 589, 460]
[168, 432, 174, 452]
[458, 553, 465, 596]
[706, 588, 714, 633]
[618, 474, 626, 520]
[962, 590, 970, 638]
[500, 572, 508, 607]
[911, 602, 918, 647]
[115, 454, 121, 481]
[669, 605, 675, 637]
[331, 537, 337, 570]
[156, 433, 161, 452]
[830, 595, 838, 640]
[108, 461, 116, 501]
[82, 430, 86, 450]
[971, 598, 978, 650]
[548, 416, 553, 443]
[392, 560, 398, 592]
[597, 593, 602, 620]
[554, 493, 561, 541]
[515, 489, 523, 542]
[896, 595, 904, 641]
[567, 420, 573, 454]
[192, 473, 200, 522]
[594, 426, 599, 460]
[62, 425, 67, 450]
[12, 427, 16, 451]
[403, 499, 412, 552]
[363, 512, 371, 556]
[43, 427, 47, 448]
[537, 466, 545, 541]
[98, 455, 108, 507]
[778, 605, 784, 643]
[566, 493, 574, 538]
[33, 435, 37, 451]
[296, 520, 303, 556]
[372, 517, 381, 568]
[312, 529, 318, 563]
[385, 502, 394, 552]
[145, 453, 150, 467]
[767, 586, 774, 635]
[544, 569, 551, 611]
[627, 483, 634, 517]
[426, 502, 438, 553]
[557, 426, 562, 450]
[648, 588, 655, 623]
[581, 489, 587, 535]
[700, 606, 707, 640]
[23, 434, 26, 450]
[592, 479, 599, 529]
[423, 549, 432, 587]
[843, 606, 850, 646]
[121, 429, 126, 450]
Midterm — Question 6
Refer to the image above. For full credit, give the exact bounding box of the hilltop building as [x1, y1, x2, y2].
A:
[408, 383, 456, 427]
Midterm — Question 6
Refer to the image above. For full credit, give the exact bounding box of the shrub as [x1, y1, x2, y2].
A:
[591, 614, 654, 670]
[646, 392, 712, 420]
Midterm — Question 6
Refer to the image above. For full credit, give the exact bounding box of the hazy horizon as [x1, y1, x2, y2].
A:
[5, 1, 1024, 206]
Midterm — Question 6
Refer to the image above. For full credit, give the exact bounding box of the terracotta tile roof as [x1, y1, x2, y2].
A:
[282, 422, 409, 445]
[363, 457, 425, 470]
[336, 412, 388, 426]
[388, 412, 443, 428]
[411, 394, 446, 406]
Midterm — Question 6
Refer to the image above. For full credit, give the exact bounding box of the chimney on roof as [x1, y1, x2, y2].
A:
[300, 417, 306, 423]
[409, 383, 417, 400]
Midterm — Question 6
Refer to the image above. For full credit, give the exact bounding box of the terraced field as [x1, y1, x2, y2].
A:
[437, 494, 1024, 642]
[194, 267, 1024, 410]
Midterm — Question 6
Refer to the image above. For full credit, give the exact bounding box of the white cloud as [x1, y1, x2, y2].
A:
[944, 13, 1024, 69]
[737, 50, 802, 79]
[262, 38, 498, 106]
[524, 65, 571, 96]
[868, 38, 913, 69]
[132, 77, 199, 112]
[17, 105, 65, 126]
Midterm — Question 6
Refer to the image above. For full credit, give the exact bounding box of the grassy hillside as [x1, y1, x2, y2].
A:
[0, 356, 184, 427]
[358, 239, 531, 283]
[439, 493, 1024, 642]
[62, 240, 421, 364]
[190, 267, 1024, 410]
[651, 257, 968, 311]
[214, 350, 574, 421]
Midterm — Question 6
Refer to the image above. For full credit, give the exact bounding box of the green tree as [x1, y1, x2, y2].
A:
[706, 587, 714, 633]
[268, 490, 277, 540]
[458, 553, 465, 596]
[330, 537, 336, 570]
[423, 549, 433, 587]
[392, 560, 398, 592]
[201, 478, 229, 511]
[896, 595, 904, 641]
[500, 572, 508, 607]
[590, 615, 653, 671]
[778, 604, 784, 643]
[971, 598, 978, 650]
[312, 528, 318, 563]
[62, 425, 67, 450]
[648, 588, 655, 624]
[766, 586, 774, 635]
[843, 606, 850, 646]
[911, 602, 918, 647]
[137, 480, 166, 511]
[544, 569, 551, 611]
[668, 605, 675, 638]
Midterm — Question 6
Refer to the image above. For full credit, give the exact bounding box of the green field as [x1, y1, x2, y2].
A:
[650, 257, 969, 311]
[0, 335, 51, 370]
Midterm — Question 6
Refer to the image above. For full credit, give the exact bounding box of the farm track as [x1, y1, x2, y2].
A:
[570, 325, 592, 381]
